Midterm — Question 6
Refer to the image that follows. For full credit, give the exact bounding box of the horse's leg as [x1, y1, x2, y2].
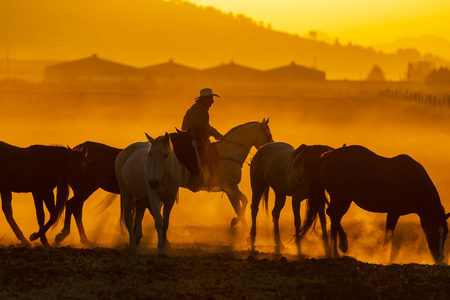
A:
[272, 192, 287, 253]
[239, 191, 248, 227]
[226, 186, 248, 231]
[1, 192, 30, 247]
[56, 185, 97, 246]
[317, 196, 331, 257]
[121, 191, 140, 255]
[249, 187, 264, 251]
[162, 197, 176, 253]
[326, 196, 351, 258]
[134, 197, 147, 247]
[30, 191, 50, 247]
[73, 195, 95, 247]
[148, 195, 167, 257]
[292, 196, 302, 256]
[384, 213, 400, 245]
[384, 213, 400, 263]
[55, 194, 76, 243]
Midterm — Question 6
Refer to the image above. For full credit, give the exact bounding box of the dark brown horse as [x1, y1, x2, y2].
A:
[55, 141, 122, 246]
[0, 141, 83, 246]
[249, 143, 332, 256]
[308, 145, 449, 264]
[55, 129, 201, 246]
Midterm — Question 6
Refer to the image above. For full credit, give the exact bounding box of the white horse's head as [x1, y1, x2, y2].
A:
[254, 118, 273, 149]
[145, 132, 174, 190]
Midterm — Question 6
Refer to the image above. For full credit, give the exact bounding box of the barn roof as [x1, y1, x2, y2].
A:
[203, 61, 262, 78]
[45, 54, 138, 76]
[265, 62, 325, 81]
[140, 59, 200, 75]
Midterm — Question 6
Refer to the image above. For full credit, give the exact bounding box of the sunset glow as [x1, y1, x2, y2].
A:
[188, 0, 450, 44]
[1, 0, 450, 271]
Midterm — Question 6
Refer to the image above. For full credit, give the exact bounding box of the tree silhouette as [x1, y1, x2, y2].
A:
[366, 65, 386, 81]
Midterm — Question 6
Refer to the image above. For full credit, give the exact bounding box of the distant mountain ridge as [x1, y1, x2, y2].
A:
[373, 35, 450, 62]
[1, 0, 448, 80]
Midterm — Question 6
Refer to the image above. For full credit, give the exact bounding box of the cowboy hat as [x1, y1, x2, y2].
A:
[195, 88, 220, 100]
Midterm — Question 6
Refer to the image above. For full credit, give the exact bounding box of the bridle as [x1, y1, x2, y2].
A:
[218, 122, 272, 166]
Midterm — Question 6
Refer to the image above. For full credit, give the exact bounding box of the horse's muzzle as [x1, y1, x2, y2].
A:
[148, 179, 159, 190]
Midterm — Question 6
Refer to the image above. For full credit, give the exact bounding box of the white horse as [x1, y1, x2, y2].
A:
[249, 143, 333, 256]
[115, 133, 200, 256]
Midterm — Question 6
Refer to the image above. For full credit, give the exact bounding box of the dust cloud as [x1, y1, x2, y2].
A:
[1, 82, 449, 265]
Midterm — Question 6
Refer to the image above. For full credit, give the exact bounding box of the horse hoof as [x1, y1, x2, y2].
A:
[158, 249, 168, 258]
[339, 242, 348, 253]
[81, 239, 95, 248]
[29, 232, 40, 241]
[131, 248, 141, 256]
[20, 240, 32, 248]
[55, 232, 67, 244]
[230, 218, 239, 228]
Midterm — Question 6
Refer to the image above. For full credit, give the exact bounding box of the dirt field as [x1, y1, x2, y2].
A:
[0, 244, 449, 300]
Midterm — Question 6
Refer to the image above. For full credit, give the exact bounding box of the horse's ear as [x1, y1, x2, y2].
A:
[262, 118, 269, 124]
[266, 118, 269, 124]
[175, 127, 182, 134]
[445, 213, 450, 221]
[164, 132, 170, 143]
[145, 133, 155, 144]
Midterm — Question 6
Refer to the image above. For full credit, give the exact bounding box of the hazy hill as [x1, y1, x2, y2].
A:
[1, 0, 448, 80]
[374, 35, 450, 62]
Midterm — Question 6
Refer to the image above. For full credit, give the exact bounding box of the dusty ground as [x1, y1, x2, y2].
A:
[0, 244, 449, 300]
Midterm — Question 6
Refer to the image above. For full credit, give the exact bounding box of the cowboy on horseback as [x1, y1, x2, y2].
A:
[182, 88, 223, 190]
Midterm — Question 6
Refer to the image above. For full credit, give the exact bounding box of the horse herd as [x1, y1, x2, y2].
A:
[0, 118, 449, 264]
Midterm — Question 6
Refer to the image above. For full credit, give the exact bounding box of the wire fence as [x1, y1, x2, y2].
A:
[379, 88, 450, 107]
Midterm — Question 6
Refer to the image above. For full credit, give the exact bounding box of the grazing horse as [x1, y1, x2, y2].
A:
[115, 133, 201, 256]
[184, 119, 273, 230]
[317, 145, 449, 264]
[0, 141, 83, 246]
[55, 129, 201, 246]
[249, 143, 332, 256]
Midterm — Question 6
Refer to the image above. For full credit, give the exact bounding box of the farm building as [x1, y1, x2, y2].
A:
[265, 61, 326, 82]
[44, 54, 141, 83]
[202, 61, 264, 84]
[42, 56, 327, 87]
[140, 59, 200, 86]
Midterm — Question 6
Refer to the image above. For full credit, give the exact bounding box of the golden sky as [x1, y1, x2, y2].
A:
[188, 0, 450, 45]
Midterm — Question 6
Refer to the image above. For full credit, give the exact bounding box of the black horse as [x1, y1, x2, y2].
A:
[303, 145, 449, 264]
[0, 141, 84, 246]
[56, 129, 201, 246]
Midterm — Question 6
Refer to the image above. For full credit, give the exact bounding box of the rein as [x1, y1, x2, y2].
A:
[216, 123, 266, 167]
[219, 137, 247, 149]
[218, 156, 244, 167]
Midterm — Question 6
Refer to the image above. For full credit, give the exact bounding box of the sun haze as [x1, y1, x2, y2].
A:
[188, 0, 450, 44]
